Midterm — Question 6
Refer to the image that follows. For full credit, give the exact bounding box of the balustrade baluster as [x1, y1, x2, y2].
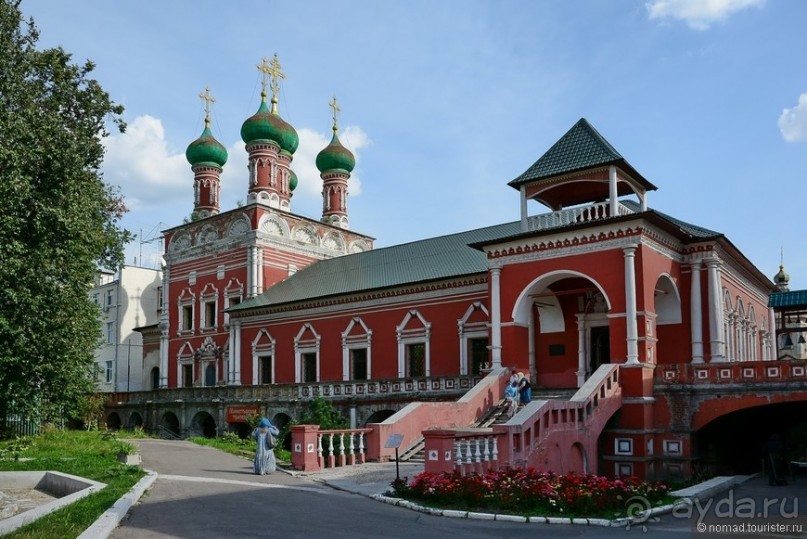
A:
[317, 433, 324, 467]
[358, 432, 366, 464]
[455, 439, 463, 468]
[325, 433, 335, 468]
[348, 433, 355, 465]
[483, 436, 490, 465]
[465, 438, 473, 466]
[474, 438, 482, 464]
[492, 436, 499, 461]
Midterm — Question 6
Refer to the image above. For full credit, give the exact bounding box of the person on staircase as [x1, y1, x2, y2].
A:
[517, 372, 532, 408]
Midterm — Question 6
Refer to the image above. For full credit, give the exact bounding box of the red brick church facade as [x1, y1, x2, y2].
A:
[150, 60, 801, 478]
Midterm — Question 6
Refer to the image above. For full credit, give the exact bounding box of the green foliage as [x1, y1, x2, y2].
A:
[0, 429, 145, 538]
[0, 0, 131, 434]
[245, 411, 261, 431]
[299, 396, 349, 430]
[116, 441, 137, 455]
[79, 393, 107, 431]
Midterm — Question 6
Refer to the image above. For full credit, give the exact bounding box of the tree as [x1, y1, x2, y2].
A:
[0, 0, 131, 434]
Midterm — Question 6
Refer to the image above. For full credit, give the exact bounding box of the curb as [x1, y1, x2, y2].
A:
[78, 469, 158, 539]
[370, 492, 688, 527]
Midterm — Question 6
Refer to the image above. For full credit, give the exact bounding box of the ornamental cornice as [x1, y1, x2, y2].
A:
[487, 226, 644, 266]
[236, 278, 488, 323]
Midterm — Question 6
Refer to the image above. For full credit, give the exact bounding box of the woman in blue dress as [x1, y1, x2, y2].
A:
[252, 418, 280, 475]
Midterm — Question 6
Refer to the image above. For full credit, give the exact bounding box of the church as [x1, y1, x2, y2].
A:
[124, 54, 807, 479]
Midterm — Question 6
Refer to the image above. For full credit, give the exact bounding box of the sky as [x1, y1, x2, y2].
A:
[19, 0, 807, 288]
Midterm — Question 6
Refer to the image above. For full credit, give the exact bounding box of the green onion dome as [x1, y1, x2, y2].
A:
[315, 132, 355, 173]
[240, 100, 299, 154]
[185, 125, 228, 167]
[289, 170, 298, 192]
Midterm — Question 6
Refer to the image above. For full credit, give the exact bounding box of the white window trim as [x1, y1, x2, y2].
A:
[458, 302, 489, 375]
[224, 279, 244, 327]
[342, 317, 372, 381]
[177, 289, 196, 335]
[615, 438, 633, 455]
[396, 310, 431, 378]
[294, 323, 321, 383]
[177, 342, 195, 387]
[252, 329, 276, 385]
[199, 284, 219, 331]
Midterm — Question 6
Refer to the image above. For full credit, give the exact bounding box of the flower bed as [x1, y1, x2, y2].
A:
[391, 469, 670, 518]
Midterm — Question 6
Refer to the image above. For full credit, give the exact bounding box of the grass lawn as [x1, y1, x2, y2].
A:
[187, 433, 292, 464]
[0, 429, 146, 539]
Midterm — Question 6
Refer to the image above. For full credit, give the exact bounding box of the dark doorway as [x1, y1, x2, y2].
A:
[350, 348, 368, 380]
[406, 343, 425, 377]
[182, 364, 193, 387]
[302, 352, 317, 382]
[151, 367, 159, 389]
[260, 356, 272, 384]
[469, 337, 489, 375]
[590, 326, 610, 374]
[204, 364, 215, 386]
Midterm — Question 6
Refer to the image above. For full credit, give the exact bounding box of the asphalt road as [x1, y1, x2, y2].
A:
[112, 439, 806, 539]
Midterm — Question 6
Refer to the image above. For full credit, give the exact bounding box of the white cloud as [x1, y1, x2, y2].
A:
[102, 115, 189, 211]
[779, 93, 807, 143]
[646, 0, 764, 30]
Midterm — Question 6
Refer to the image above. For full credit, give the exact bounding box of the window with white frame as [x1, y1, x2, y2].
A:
[458, 302, 489, 375]
[106, 289, 114, 307]
[396, 310, 431, 378]
[106, 321, 115, 344]
[350, 349, 368, 380]
[406, 343, 425, 377]
[204, 300, 216, 329]
[301, 352, 317, 382]
[294, 323, 320, 383]
[104, 360, 113, 383]
[182, 305, 193, 331]
[92, 293, 99, 306]
[252, 329, 275, 385]
[178, 289, 195, 333]
[342, 318, 372, 381]
[224, 279, 243, 327]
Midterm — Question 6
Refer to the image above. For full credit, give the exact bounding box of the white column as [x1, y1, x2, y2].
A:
[520, 185, 528, 232]
[159, 266, 170, 388]
[623, 245, 639, 364]
[232, 319, 242, 385]
[490, 267, 502, 368]
[256, 247, 264, 295]
[690, 262, 704, 363]
[228, 321, 236, 384]
[608, 166, 618, 217]
[576, 315, 586, 387]
[705, 258, 725, 362]
[768, 307, 776, 360]
[528, 303, 536, 383]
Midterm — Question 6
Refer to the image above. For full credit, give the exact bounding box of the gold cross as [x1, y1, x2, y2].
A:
[198, 86, 215, 127]
[257, 54, 285, 110]
[329, 95, 340, 133]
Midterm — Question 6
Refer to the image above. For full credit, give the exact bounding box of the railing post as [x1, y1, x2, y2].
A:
[291, 425, 321, 472]
[358, 431, 366, 464]
[348, 432, 356, 465]
[328, 433, 336, 468]
[338, 433, 346, 467]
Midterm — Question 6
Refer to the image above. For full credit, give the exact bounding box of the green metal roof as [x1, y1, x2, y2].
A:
[232, 221, 522, 311]
[769, 290, 807, 309]
[620, 200, 721, 239]
[508, 118, 655, 190]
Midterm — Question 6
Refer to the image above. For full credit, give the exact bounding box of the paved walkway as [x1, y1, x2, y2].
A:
[112, 440, 806, 538]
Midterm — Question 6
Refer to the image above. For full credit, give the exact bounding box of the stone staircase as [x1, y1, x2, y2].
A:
[399, 387, 576, 462]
